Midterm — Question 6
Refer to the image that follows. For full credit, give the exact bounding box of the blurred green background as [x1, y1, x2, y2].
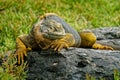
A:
[0, 0, 120, 53]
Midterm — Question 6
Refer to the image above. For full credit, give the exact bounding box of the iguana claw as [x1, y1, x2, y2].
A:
[15, 37, 31, 64]
[49, 33, 75, 52]
[50, 39, 69, 52]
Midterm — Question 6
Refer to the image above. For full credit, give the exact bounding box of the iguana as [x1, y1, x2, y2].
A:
[15, 13, 113, 64]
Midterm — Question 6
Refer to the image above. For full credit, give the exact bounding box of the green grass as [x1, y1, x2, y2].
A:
[0, 0, 120, 79]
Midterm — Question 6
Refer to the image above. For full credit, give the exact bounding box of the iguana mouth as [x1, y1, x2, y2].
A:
[40, 19, 66, 39]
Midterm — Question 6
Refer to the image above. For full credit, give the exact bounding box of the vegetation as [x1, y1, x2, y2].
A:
[0, 0, 120, 80]
[86, 70, 120, 80]
[0, 53, 27, 80]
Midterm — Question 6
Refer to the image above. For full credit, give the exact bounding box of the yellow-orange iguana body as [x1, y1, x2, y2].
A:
[15, 13, 113, 64]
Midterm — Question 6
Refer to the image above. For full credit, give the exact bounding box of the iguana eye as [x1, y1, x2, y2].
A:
[57, 23, 62, 28]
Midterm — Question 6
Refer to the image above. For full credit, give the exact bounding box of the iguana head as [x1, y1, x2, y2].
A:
[39, 19, 66, 39]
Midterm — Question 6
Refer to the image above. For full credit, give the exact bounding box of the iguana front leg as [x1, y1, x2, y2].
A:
[15, 35, 31, 64]
[49, 33, 75, 52]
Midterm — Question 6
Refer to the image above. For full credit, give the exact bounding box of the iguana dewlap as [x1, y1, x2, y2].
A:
[15, 13, 113, 64]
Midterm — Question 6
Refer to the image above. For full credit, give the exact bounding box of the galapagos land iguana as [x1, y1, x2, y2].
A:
[15, 13, 113, 64]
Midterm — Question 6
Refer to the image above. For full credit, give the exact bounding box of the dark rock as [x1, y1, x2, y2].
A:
[26, 27, 120, 80]
[92, 27, 120, 40]
[26, 49, 120, 80]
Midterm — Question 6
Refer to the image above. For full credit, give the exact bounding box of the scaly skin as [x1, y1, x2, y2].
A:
[78, 31, 113, 50]
[15, 13, 113, 64]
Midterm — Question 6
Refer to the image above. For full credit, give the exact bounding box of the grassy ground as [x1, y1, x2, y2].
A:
[0, 0, 120, 80]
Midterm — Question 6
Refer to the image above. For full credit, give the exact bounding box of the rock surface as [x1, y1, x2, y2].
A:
[92, 27, 120, 40]
[92, 27, 120, 50]
[26, 27, 120, 80]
